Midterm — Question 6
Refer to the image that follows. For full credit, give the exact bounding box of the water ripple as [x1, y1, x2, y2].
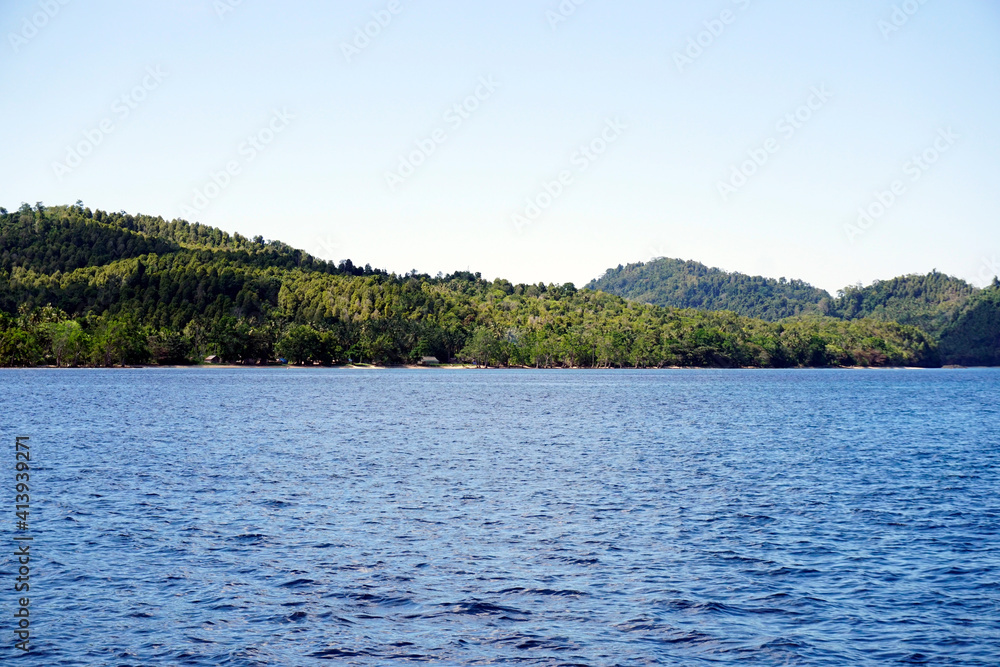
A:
[1, 368, 998, 665]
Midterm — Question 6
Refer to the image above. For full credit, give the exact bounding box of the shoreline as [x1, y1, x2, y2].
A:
[0, 364, 984, 371]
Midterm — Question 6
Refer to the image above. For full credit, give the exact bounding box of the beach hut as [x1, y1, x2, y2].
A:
[204, 355, 221, 364]
[418, 356, 440, 366]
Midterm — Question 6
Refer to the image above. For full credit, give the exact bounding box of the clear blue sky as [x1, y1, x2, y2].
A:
[2, 0, 998, 293]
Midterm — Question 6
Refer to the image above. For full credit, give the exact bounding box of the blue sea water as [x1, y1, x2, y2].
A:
[1, 368, 998, 666]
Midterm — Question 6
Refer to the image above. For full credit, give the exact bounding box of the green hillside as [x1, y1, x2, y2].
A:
[588, 257, 999, 365]
[825, 272, 1000, 365]
[830, 272, 978, 339]
[586, 258, 832, 321]
[938, 285, 1000, 366]
[0, 204, 937, 368]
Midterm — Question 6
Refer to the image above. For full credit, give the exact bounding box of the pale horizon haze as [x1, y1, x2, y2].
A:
[2, 0, 998, 294]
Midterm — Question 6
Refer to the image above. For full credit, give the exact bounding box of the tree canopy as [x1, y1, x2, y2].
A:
[0, 204, 981, 368]
[586, 258, 832, 320]
[588, 257, 999, 365]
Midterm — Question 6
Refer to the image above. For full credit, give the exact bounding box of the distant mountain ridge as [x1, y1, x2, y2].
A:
[832, 271, 978, 339]
[586, 258, 832, 321]
[587, 257, 999, 365]
[938, 287, 1000, 366]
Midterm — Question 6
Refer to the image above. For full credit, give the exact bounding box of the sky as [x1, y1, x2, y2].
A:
[2, 0, 998, 294]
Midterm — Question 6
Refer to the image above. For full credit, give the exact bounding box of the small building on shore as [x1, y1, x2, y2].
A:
[204, 355, 221, 364]
[418, 356, 440, 366]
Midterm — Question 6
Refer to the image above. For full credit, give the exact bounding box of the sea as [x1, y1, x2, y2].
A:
[1, 368, 998, 665]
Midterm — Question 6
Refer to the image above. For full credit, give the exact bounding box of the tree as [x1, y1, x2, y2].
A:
[47, 321, 90, 366]
[461, 327, 499, 367]
[92, 315, 149, 366]
[208, 316, 248, 363]
[148, 328, 191, 365]
[0, 328, 42, 367]
[276, 325, 323, 364]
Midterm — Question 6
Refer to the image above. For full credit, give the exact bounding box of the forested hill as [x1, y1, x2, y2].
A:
[0, 203, 938, 368]
[586, 258, 832, 321]
[0, 202, 379, 279]
[828, 274, 1000, 364]
[938, 287, 1000, 366]
[830, 272, 979, 339]
[588, 257, 1000, 365]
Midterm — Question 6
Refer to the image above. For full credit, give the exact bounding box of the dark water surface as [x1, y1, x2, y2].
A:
[1, 368, 998, 665]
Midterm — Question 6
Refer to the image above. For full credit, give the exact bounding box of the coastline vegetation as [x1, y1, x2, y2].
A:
[0, 203, 952, 368]
[589, 258, 1000, 365]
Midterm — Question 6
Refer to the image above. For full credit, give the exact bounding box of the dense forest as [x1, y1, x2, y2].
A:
[0, 204, 945, 368]
[586, 258, 832, 320]
[589, 257, 999, 365]
[938, 287, 1000, 366]
[831, 272, 979, 338]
